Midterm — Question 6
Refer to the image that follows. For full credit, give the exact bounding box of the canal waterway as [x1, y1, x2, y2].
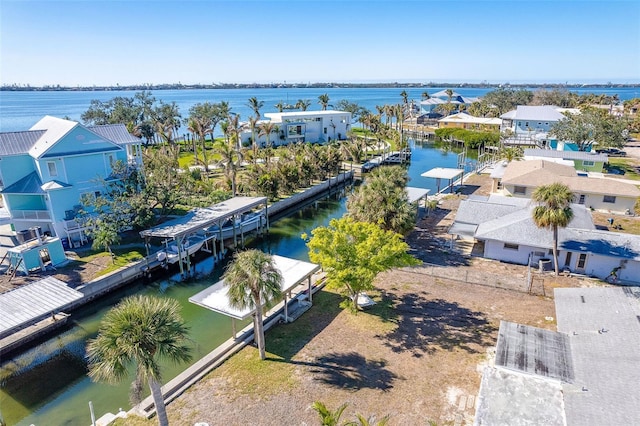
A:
[0, 142, 466, 426]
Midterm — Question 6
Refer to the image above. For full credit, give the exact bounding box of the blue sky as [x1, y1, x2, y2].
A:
[1, 0, 639, 86]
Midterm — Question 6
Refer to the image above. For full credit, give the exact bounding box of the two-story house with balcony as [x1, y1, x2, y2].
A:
[0, 116, 143, 246]
[500, 105, 580, 148]
[240, 110, 352, 147]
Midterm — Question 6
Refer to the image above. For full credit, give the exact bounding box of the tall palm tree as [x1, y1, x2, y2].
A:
[223, 249, 283, 360]
[248, 116, 260, 165]
[86, 295, 191, 426]
[246, 97, 264, 119]
[421, 91, 430, 100]
[318, 93, 331, 111]
[274, 101, 285, 112]
[296, 99, 312, 111]
[532, 183, 574, 276]
[214, 138, 243, 196]
[400, 90, 409, 105]
[258, 121, 279, 166]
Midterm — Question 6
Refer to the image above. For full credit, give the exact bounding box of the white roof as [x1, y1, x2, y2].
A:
[500, 105, 566, 122]
[28, 116, 78, 158]
[405, 186, 430, 203]
[140, 196, 267, 239]
[421, 167, 464, 180]
[189, 255, 320, 320]
[264, 110, 350, 123]
[438, 112, 502, 125]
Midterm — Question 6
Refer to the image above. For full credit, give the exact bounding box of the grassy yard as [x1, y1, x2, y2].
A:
[605, 157, 640, 180]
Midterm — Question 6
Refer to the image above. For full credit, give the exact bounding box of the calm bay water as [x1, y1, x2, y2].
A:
[2, 86, 639, 133]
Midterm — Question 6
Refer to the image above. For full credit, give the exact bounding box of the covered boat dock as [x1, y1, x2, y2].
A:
[0, 277, 83, 355]
[189, 255, 321, 338]
[139, 196, 268, 278]
[421, 167, 464, 194]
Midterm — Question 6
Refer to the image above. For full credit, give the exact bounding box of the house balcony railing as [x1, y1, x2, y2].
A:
[11, 209, 52, 221]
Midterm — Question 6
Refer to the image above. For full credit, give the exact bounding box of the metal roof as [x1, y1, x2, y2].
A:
[88, 124, 142, 144]
[1, 171, 45, 194]
[523, 148, 608, 162]
[0, 130, 46, 155]
[421, 167, 464, 180]
[0, 277, 83, 338]
[28, 116, 78, 159]
[496, 321, 574, 382]
[555, 287, 640, 425]
[405, 186, 430, 204]
[189, 255, 321, 320]
[500, 105, 567, 122]
[140, 196, 267, 239]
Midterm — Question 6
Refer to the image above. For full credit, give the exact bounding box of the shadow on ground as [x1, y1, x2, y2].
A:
[378, 291, 496, 358]
[309, 351, 398, 390]
[265, 290, 344, 360]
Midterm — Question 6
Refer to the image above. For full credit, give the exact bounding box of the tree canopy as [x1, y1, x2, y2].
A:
[347, 166, 415, 235]
[550, 107, 628, 151]
[304, 217, 419, 311]
[532, 183, 574, 276]
[86, 295, 191, 426]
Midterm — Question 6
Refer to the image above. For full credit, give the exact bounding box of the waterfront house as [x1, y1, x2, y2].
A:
[490, 160, 640, 214]
[240, 110, 351, 147]
[419, 90, 480, 116]
[448, 194, 640, 283]
[437, 112, 501, 131]
[0, 116, 143, 246]
[523, 148, 608, 172]
[500, 105, 580, 148]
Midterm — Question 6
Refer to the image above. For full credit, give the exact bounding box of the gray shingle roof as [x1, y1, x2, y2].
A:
[0, 130, 46, 155]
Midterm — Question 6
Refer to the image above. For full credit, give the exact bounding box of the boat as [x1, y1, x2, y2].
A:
[205, 211, 266, 241]
[164, 234, 207, 264]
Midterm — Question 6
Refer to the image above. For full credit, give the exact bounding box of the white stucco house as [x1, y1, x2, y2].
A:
[490, 160, 640, 214]
[240, 110, 351, 147]
[448, 194, 640, 284]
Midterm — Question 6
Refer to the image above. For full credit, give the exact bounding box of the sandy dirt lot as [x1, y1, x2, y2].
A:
[162, 174, 595, 426]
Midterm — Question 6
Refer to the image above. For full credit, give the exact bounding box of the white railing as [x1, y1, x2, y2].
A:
[11, 209, 51, 220]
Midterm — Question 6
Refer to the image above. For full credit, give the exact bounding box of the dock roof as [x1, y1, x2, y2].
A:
[189, 255, 320, 320]
[140, 196, 267, 239]
[421, 167, 464, 180]
[0, 277, 83, 338]
[405, 186, 430, 204]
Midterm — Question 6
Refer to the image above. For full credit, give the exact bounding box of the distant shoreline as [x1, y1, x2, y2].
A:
[2, 82, 640, 92]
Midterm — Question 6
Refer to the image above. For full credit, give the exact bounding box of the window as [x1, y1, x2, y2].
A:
[603, 195, 616, 204]
[504, 243, 519, 250]
[47, 161, 58, 177]
[578, 194, 585, 204]
[525, 122, 529, 127]
[583, 160, 595, 167]
[107, 154, 115, 165]
[514, 186, 526, 195]
[323, 127, 327, 134]
[577, 253, 587, 269]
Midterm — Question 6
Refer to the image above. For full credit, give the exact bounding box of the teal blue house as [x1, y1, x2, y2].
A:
[0, 116, 143, 247]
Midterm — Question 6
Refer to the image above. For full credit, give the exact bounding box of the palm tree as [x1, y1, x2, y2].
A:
[223, 249, 283, 360]
[400, 90, 409, 105]
[258, 121, 279, 166]
[311, 401, 349, 426]
[500, 146, 523, 162]
[318, 93, 331, 111]
[246, 97, 264, 119]
[532, 183, 574, 276]
[86, 295, 191, 426]
[296, 99, 312, 111]
[421, 91, 430, 100]
[248, 116, 260, 165]
[214, 139, 243, 196]
[274, 102, 285, 112]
